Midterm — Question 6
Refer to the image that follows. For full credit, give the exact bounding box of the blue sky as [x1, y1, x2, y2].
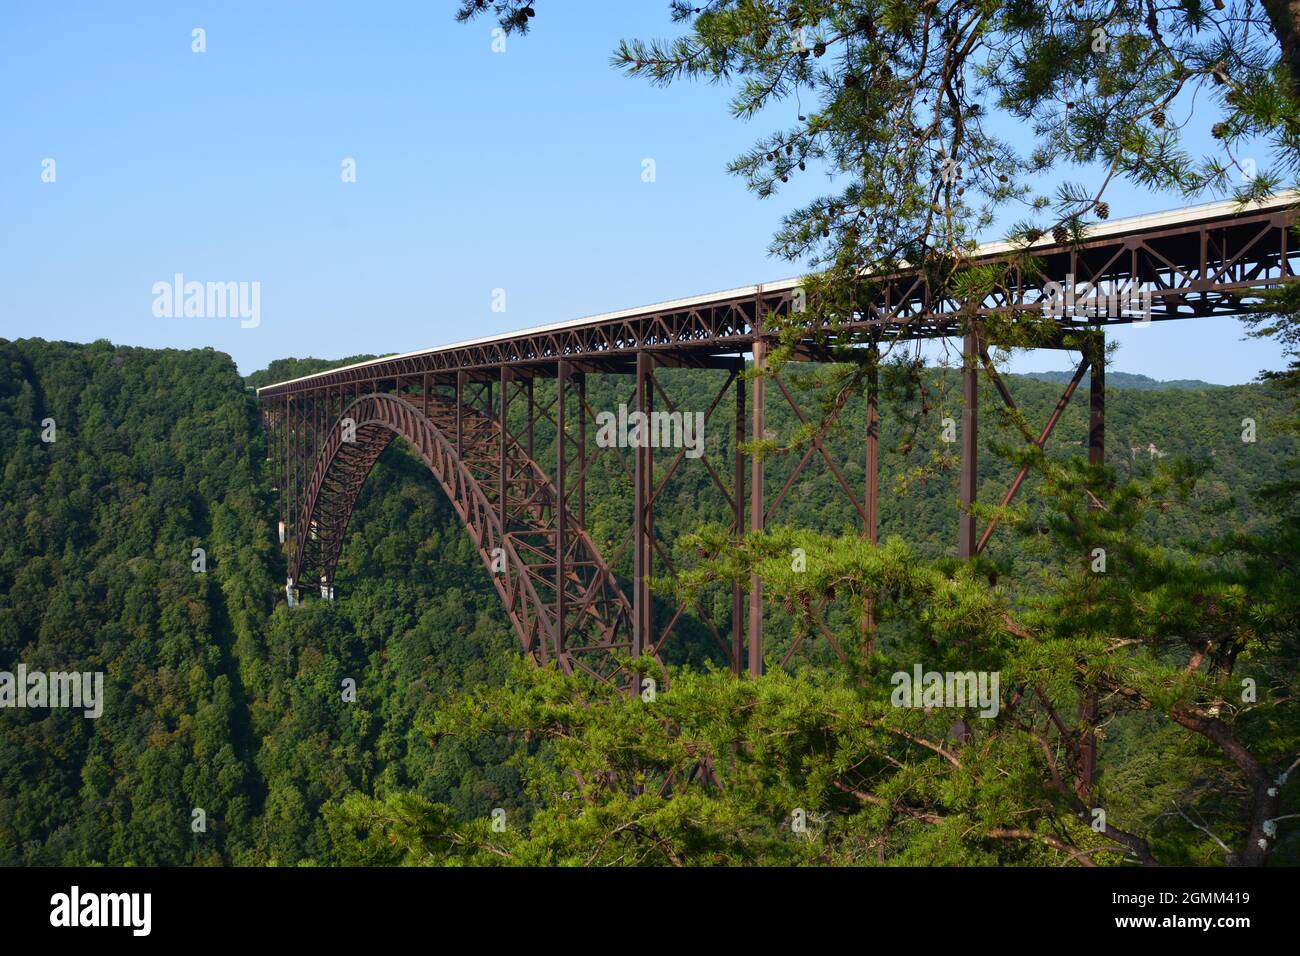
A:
[0, 1, 1289, 383]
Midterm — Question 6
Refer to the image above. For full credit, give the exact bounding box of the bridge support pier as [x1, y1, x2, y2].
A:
[748, 338, 766, 676]
[499, 367, 509, 533]
[556, 360, 569, 662]
[577, 371, 586, 531]
[632, 351, 653, 660]
[1079, 331, 1105, 792]
[959, 326, 980, 558]
[864, 346, 879, 650]
[732, 362, 745, 675]
[1088, 333, 1105, 470]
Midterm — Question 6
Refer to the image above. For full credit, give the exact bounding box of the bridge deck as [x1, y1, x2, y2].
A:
[259, 191, 1300, 676]
[257, 191, 1297, 397]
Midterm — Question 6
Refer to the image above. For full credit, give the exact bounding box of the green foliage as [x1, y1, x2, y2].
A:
[3, 337, 1296, 865]
[0, 340, 524, 865]
[332, 453, 1300, 867]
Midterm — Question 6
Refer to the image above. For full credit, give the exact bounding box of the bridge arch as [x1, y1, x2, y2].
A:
[290, 391, 639, 683]
[262, 194, 1300, 677]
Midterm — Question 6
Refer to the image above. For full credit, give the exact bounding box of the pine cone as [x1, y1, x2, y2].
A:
[1095, 201, 1110, 220]
[1052, 225, 1070, 245]
[1152, 110, 1165, 128]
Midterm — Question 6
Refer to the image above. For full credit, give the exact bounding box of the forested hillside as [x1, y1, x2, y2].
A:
[0, 339, 524, 864]
[1022, 370, 1223, 391]
[1, 337, 1294, 864]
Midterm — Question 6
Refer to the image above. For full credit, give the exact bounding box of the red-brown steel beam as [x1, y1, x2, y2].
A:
[1089, 334, 1105, 471]
[864, 346, 879, 648]
[633, 351, 653, 659]
[256, 204, 1298, 400]
[766, 372, 869, 526]
[959, 326, 980, 558]
[577, 372, 586, 531]
[641, 368, 742, 663]
[455, 371, 464, 459]
[262, 203, 1299, 676]
[974, 354, 1089, 555]
[733, 363, 745, 675]
[556, 360, 568, 662]
[526, 377, 534, 460]
[749, 337, 766, 676]
[1079, 332, 1105, 793]
[499, 366, 509, 534]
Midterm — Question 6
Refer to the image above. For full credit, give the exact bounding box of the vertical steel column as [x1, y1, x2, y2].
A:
[732, 365, 746, 675]
[576, 372, 586, 530]
[864, 347, 880, 648]
[296, 394, 302, 548]
[282, 395, 289, 541]
[287, 394, 295, 561]
[632, 351, 653, 658]
[312, 390, 320, 557]
[499, 366, 509, 532]
[1088, 333, 1105, 469]
[456, 371, 465, 459]
[311, 391, 318, 472]
[526, 378, 535, 460]
[866, 364, 879, 544]
[1079, 331, 1105, 792]
[556, 360, 569, 660]
[646, 360, 654, 633]
[748, 338, 766, 676]
[959, 327, 980, 558]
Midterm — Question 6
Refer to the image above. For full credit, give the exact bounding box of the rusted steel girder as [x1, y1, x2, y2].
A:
[261, 198, 1297, 681]
[289, 390, 635, 683]
[257, 201, 1297, 399]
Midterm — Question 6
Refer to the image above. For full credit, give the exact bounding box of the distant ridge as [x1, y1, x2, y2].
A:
[1021, 370, 1225, 391]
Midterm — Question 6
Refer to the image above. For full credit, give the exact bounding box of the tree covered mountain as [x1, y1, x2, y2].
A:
[1, 336, 1295, 864]
[1021, 370, 1224, 391]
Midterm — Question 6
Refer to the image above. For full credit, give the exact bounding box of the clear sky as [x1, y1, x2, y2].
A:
[0, 1, 1289, 383]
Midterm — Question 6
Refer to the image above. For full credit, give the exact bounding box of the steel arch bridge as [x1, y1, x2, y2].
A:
[259, 193, 1299, 684]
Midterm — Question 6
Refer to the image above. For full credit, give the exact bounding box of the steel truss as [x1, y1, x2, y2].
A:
[261, 200, 1298, 681]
